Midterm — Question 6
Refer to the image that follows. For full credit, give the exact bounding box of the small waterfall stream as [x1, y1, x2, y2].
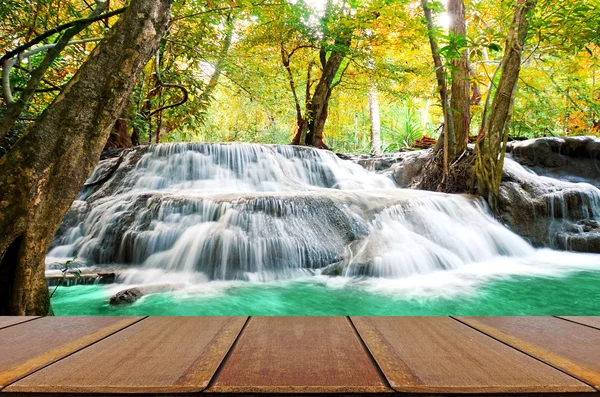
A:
[47, 143, 600, 300]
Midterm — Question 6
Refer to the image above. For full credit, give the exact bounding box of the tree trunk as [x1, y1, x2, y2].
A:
[293, 41, 348, 149]
[421, 0, 456, 174]
[199, 14, 234, 104]
[475, 0, 537, 209]
[0, 0, 173, 315]
[369, 86, 381, 155]
[449, 0, 471, 155]
[104, 109, 133, 150]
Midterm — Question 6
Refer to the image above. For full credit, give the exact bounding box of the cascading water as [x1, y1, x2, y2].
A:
[47, 143, 600, 313]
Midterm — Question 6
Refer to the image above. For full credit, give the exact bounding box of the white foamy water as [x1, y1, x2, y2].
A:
[47, 143, 600, 299]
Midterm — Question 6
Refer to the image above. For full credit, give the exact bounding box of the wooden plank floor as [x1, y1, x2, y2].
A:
[351, 317, 592, 394]
[0, 316, 141, 389]
[558, 317, 600, 331]
[6, 317, 246, 394]
[0, 317, 38, 330]
[206, 317, 390, 393]
[0, 316, 598, 396]
[457, 317, 600, 391]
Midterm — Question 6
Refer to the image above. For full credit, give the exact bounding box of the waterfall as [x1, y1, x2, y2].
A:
[47, 143, 599, 286]
[501, 157, 600, 251]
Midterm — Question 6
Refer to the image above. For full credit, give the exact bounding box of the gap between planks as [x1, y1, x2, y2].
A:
[451, 316, 600, 392]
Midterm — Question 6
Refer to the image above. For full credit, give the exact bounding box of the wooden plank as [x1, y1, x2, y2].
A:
[351, 317, 593, 394]
[0, 316, 140, 389]
[558, 317, 600, 331]
[458, 316, 600, 391]
[206, 317, 391, 393]
[0, 317, 39, 330]
[6, 317, 246, 394]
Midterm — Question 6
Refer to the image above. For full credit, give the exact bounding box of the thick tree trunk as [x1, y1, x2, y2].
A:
[310, 88, 333, 149]
[0, 0, 173, 315]
[293, 42, 348, 149]
[475, 0, 537, 209]
[449, 0, 471, 155]
[369, 86, 381, 155]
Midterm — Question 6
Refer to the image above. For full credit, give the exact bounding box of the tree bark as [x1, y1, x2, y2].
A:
[369, 85, 381, 155]
[104, 109, 133, 150]
[199, 15, 234, 104]
[421, 0, 456, 175]
[0, 0, 109, 144]
[449, 0, 471, 155]
[0, 0, 173, 315]
[292, 39, 349, 149]
[475, 0, 537, 209]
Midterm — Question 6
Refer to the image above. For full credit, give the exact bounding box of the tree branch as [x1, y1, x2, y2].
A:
[0, 0, 110, 142]
[148, 51, 189, 118]
[199, 14, 235, 104]
[330, 58, 350, 89]
[0, 6, 126, 64]
[2, 38, 103, 104]
[281, 43, 303, 124]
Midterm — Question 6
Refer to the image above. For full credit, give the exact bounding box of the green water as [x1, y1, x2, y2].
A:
[51, 271, 600, 316]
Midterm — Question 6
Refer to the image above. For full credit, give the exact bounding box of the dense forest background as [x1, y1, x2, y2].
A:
[1, 0, 599, 155]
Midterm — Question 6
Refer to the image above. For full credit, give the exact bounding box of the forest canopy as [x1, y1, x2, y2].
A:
[1, 0, 599, 316]
[1, 0, 599, 154]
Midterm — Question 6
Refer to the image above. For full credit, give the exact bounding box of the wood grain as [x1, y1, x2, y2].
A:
[0, 317, 39, 330]
[6, 317, 246, 393]
[206, 317, 391, 393]
[352, 317, 593, 394]
[0, 316, 140, 389]
[558, 317, 600, 331]
[458, 316, 600, 390]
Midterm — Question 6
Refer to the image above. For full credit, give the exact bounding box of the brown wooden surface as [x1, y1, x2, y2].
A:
[351, 317, 593, 394]
[0, 317, 39, 330]
[0, 316, 141, 390]
[457, 317, 600, 391]
[206, 317, 391, 393]
[6, 317, 246, 394]
[558, 317, 600, 331]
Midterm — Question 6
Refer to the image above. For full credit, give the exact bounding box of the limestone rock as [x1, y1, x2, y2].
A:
[507, 136, 600, 188]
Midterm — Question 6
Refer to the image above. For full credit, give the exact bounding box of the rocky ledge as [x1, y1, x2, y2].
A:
[506, 136, 599, 188]
[348, 137, 600, 253]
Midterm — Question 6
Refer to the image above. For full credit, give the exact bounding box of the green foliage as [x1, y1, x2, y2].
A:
[49, 257, 81, 298]
[1, 0, 599, 150]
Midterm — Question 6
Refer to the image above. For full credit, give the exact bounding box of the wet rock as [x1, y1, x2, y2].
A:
[497, 158, 600, 253]
[97, 272, 117, 284]
[343, 150, 435, 188]
[341, 151, 414, 173]
[390, 150, 436, 188]
[345, 138, 600, 254]
[109, 284, 183, 305]
[109, 288, 143, 305]
[507, 136, 600, 188]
